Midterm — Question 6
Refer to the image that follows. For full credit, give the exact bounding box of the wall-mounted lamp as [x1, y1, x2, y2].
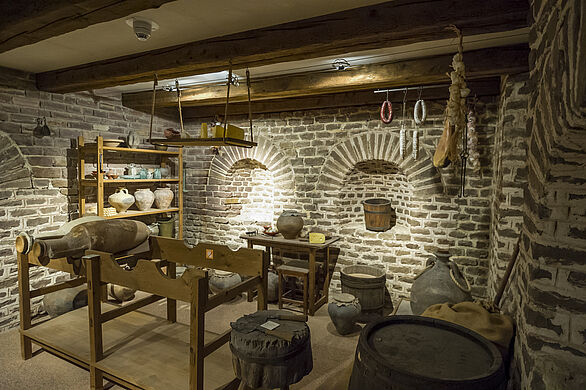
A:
[332, 58, 351, 71]
[33, 117, 50, 138]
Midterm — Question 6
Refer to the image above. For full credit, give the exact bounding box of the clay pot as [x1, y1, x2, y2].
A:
[109, 284, 136, 302]
[43, 285, 88, 318]
[209, 270, 242, 294]
[134, 188, 155, 211]
[328, 292, 361, 335]
[108, 187, 135, 213]
[267, 270, 279, 302]
[410, 251, 473, 315]
[159, 167, 170, 178]
[154, 187, 174, 209]
[276, 210, 304, 239]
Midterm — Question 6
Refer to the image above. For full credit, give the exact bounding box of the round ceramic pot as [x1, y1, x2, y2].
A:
[267, 270, 279, 302]
[276, 210, 304, 239]
[127, 130, 140, 148]
[154, 187, 174, 209]
[134, 188, 155, 211]
[43, 285, 88, 318]
[159, 167, 170, 178]
[328, 292, 361, 335]
[108, 284, 136, 302]
[209, 270, 242, 294]
[108, 187, 135, 213]
[410, 251, 473, 315]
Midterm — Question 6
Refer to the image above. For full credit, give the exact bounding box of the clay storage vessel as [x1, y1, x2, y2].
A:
[276, 210, 304, 239]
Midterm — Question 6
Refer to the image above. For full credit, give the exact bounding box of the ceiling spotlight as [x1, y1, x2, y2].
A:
[126, 17, 159, 41]
[332, 58, 351, 71]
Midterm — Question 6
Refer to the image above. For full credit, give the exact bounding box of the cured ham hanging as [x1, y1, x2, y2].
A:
[433, 26, 470, 168]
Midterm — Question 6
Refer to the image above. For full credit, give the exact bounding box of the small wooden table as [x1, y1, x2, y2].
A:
[240, 234, 340, 315]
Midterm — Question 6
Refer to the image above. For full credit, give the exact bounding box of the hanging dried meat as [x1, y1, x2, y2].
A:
[467, 107, 480, 171]
[433, 26, 470, 168]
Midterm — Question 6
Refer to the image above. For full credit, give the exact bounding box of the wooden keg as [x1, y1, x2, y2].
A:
[362, 198, 393, 232]
[349, 315, 506, 390]
[341, 265, 386, 312]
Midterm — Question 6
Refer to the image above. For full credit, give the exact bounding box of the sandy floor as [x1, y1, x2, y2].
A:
[0, 296, 359, 389]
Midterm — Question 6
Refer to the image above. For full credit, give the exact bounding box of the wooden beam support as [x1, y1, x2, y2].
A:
[123, 44, 527, 111]
[0, 0, 176, 54]
[178, 78, 501, 120]
[36, 0, 528, 93]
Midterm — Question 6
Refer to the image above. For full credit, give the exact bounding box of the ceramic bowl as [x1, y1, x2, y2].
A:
[103, 139, 123, 147]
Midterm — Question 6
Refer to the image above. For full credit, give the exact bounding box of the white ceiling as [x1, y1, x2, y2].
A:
[0, 0, 388, 73]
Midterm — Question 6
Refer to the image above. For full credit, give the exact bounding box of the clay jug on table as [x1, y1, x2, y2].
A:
[410, 251, 472, 315]
[154, 187, 174, 209]
[108, 187, 134, 213]
[276, 210, 304, 239]
[134, 188, 155, 211]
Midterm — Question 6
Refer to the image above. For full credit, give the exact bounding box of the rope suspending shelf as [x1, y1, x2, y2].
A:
[149, 63, 257, 148]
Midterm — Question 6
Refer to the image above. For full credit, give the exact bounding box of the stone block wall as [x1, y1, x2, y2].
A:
[0, 68, 176, 332]
[502, 1, 586, 388]
[183, 98, 500, 300]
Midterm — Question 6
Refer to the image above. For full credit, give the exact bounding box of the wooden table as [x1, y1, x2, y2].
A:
[240, 234, 340, 315]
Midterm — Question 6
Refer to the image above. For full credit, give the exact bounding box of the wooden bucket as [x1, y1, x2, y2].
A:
[340, 265, 386, 312]
[348, 315, 506, 390]
[362, 198, 393, 232]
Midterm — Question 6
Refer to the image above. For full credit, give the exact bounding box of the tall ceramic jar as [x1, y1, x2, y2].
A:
[328, 293, 361, 335]
[108, 187, 135, 213]
[410, 251, 473, 315]
[134, 188, 155, 211]
[276, 210, 304, 239]
[154, 187, 174, 209]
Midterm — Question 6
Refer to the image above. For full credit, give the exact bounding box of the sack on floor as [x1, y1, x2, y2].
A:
[422, 301, 513, 348]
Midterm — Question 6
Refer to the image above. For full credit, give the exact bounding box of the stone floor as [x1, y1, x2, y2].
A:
[0, 296, 359, 389]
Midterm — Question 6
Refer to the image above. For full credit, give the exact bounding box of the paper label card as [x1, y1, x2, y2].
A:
[260, 321, 280, 330]
[206, 249, 214, 260]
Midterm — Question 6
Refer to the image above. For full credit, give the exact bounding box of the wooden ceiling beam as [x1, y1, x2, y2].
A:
[177, 78, 501, 121]
[0, 0, 176, 54]
[36, 0, 528, 93]
[122, 45, 528, 111]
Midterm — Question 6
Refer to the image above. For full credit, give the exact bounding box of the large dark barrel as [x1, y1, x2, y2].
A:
[349, 315, 506, 390]
[341, 265, 386, 312]
[362, 198, 393, 231]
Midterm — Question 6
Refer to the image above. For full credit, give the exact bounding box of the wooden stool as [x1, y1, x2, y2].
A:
[230, 310, 313, 390]
[277, 264, 309, 315]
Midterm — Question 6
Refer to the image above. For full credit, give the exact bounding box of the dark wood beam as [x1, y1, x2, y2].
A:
[178, 78, 501, 120]
[0, 0, 176, 54]
[36, 0, 529, 93]
[122, 45, 528, 111]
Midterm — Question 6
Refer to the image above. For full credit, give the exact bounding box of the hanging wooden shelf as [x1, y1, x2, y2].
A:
[149, 137, 257, 148]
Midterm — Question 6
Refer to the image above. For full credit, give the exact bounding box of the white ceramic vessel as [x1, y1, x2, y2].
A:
[134, 188, 155, 211]
[108, 187, 135, 213]
[154, 187, 174, 209]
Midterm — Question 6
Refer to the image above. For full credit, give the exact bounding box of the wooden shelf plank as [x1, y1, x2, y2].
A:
[149, 138, 257, 148]
[23, 306, 232, 390]
[81, 144, 180, 155]
[105, 208, 179, 219]
[82, 179, 180, 186]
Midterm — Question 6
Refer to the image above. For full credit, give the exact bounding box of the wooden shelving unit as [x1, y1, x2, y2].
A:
[77, 136, 183, 238]
[150, 137, 257, 148]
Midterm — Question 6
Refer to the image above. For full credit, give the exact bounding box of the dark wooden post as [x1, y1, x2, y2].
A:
[17, 252, 32, 359]
[86, 254, 104, 390]
[167, 261, 177, 322]
[189, 274, 207, 390]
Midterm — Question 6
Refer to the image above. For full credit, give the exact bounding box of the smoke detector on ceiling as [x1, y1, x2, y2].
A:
[126, 17, 159, 41]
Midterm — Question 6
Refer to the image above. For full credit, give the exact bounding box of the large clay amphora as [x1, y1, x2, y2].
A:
[410, 251, 472, 315]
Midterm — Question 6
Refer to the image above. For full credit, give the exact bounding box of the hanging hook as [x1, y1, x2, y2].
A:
[418, 86, 423, 101]
[386, 90, 389, 101]
[402, 87, 408, 103]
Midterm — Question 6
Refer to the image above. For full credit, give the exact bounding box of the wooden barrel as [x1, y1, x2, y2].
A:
[349, 315, 506, 390]
[362, 198, 393, 231]
[341, 265, 386, 312]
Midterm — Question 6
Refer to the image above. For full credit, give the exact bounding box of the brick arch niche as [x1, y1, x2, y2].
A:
[202, 138, 295, 247]
[316, 131, 446, 298]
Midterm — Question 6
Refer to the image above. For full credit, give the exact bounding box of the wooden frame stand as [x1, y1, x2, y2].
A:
[17, 236, 269, 390]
